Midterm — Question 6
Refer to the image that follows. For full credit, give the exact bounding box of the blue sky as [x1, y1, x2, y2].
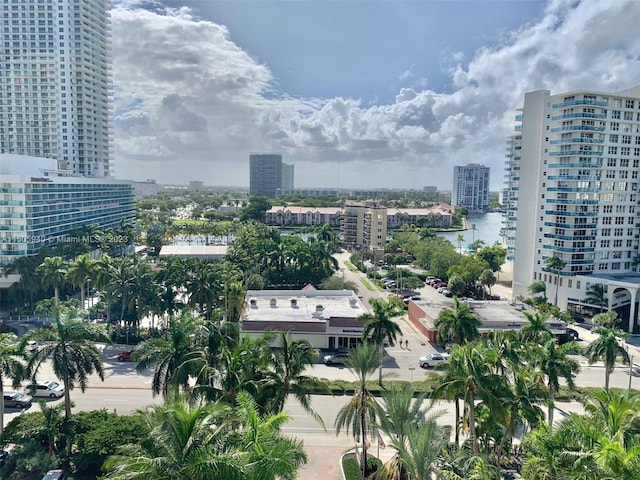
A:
[110, 0, 640, 189]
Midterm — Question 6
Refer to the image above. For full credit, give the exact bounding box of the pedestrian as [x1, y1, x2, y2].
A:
[405, 339, 409, 350]
[400, 337, 404, 348]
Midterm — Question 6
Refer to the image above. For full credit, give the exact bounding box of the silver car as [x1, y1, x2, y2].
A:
[25, 380, 65, 398]
[418, 353, 450, 368]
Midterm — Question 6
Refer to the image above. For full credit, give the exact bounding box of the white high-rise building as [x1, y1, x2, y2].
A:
[0, 0, 113, 177]
[452, 163, 490, 213]
[506, 87, 640, 333]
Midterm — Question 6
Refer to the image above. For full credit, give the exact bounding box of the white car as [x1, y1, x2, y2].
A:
[27, 341, 39, 352]
[25, 380, 65, 398]
[418, 353, 450, 368]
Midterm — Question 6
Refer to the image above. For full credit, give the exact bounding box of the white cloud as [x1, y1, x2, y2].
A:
[111, 0, 640, 188]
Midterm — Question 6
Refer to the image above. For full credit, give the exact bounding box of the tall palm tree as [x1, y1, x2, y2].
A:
[470, 223, 477, 244]
[66, 253, 95, 309]
[456, 234, 465, 254]
[36, 256, 68, 303]
[520, 311, 553, 344]
[528, 280, 547, 302]
[584, 326, 630, 390]
[260, 333, 329, 425]
[526, 338, 581, 425]
[0, 333, 26, 436]
[434, 296, 481, 345]
[544, 255, 566, 306]
[334, 343, 381, 478]
[135, 313, 202, 397]
[583, 388, 640, 448]
[28, 309, 109, 423]
[432, 343, 505, 454]
[359, 298, 402, 385]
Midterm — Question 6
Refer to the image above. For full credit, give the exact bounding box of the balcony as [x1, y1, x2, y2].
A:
[549, 138, 604, 145]
[548, 150, 604, 157]
[551, 113, 606, 120]
[551, 99, 607, 108]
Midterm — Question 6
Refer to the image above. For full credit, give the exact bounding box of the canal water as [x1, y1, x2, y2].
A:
[437, 212, 505, 249]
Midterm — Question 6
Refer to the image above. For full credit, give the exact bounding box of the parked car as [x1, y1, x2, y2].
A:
[25, 380, 65, 398]
[26, 340, 39, 352]
[0, 449, 8, 467]
[322, 352, 350, 366]
[3, 391, 33, 409]
[442, 289, 453, 297]
[418, 353, 449, 368]
[437, 286, 448, 293]
[42, 470, 65, 480]
[117, 350, 135, 362]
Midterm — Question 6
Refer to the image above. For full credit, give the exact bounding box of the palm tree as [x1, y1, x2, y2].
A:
[102, 394, 240, 480]
[28, 309, 109, 423]
[544, 255, 566, 306]
[478, 269, 496, 299]
[334, 343, 381, 478]
[67, 253, 95, 309]
[520, 311, 553, 343]
[432, 343, 506, 454]
[527, 338, 581, 425]
[260, 333, 329, 425]
[36, 256, 68, 303]
[528, 280, 547, 302]
[359, 298, 402, 385]
[434, 296, 481, 345]
[584, 326, 631, 390]
[584, 283, 608, 312]
[0, 333, 26, 435]
[135, 313, 202, 397]
[456, 234, 465, 254]
[583, 388, 640, 448]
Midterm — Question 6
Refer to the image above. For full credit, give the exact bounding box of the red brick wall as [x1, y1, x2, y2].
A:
[407, 301, 438, 342]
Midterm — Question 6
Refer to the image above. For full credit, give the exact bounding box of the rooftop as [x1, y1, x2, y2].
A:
[243, 289, 366, 323]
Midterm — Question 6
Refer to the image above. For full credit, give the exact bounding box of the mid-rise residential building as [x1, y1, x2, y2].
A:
[0, 155, 134, 287]
[0, 0, 113, 177]
[341, 205, 387, 258]
[506, 86, 640, 332]
[452, 164, 490, 212]
[249, 153, 282, 198]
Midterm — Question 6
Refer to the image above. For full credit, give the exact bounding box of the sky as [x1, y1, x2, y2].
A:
[110, 0, 640, 190]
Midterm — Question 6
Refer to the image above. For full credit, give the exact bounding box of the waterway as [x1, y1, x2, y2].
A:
[437, 212, 505, 249]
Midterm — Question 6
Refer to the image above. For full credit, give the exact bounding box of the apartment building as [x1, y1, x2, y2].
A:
[341, 205, 387, 258]
[506, 86, 640, 332]
[249, 153, 282, 198]
[0, 155, 134, 287]
[0, 0, 113, 177]
[452, 163, 490, 213]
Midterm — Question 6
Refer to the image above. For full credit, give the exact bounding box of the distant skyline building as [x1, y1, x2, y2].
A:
[451, 163, 490, 212]
[0, 0, 114, 177]
[282, 162, 294, 194]
[506, 86, 640, 333]
[249, 153, 282, 198]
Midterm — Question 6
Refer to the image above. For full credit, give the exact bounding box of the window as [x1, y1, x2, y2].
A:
[610, 134, 619, 143]
[625, 99, 635, 109]
[612, 110, 621, 119]
[611, 122, 619, 131]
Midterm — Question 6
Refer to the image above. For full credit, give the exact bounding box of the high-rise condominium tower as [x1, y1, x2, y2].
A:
[0, 0, 113, 177]
[506, 87, 640, 333]
[249, 153, 283, 198]
[452, 163, 490, 213]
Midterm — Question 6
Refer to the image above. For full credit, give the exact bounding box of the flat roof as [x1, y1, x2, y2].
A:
[159, 245, 228, 257]
[243, 289, 366, 323]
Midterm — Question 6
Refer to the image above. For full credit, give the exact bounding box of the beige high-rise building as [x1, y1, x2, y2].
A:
[342, 205, 387, 258]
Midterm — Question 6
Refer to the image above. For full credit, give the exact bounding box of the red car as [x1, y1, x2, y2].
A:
[117, 350, 134, 362]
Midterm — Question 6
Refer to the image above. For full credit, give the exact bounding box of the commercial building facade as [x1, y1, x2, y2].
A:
[506, 87, 640, 332]
[249, 153, 282, 198]
[0, 0, 113, 177]
[452, 163, 490, 213]
[240, 288, 368, 349]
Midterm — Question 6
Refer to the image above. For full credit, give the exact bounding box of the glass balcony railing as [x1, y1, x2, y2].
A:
[551, 99, 607, 108]
[551, 113, 606, 120]
[550, 125, 606, 133]
[549, 138, 604, 144]
[548, 150, 604, 156]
